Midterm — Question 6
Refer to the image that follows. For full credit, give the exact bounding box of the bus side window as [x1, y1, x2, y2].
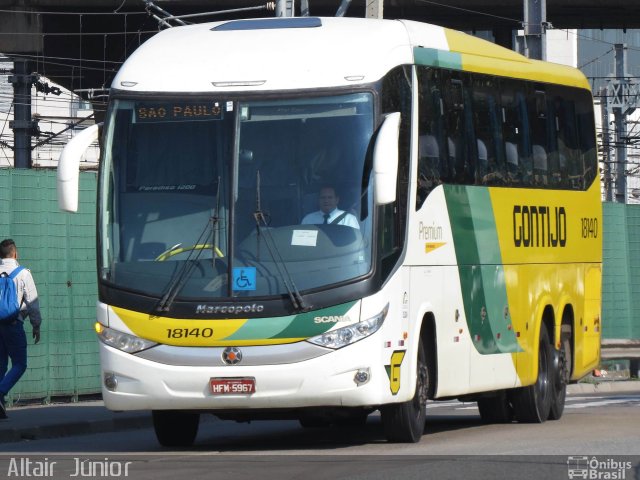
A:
[472, 77, 504, 185]
[517, 91, 533, 184]
[530, 88, 549, 186]
[500, 80, 531, 185]
[576, 89, 598, 188]
[462, 81, 478, 185]
[442, 73, 474, 185]
[416, 67, 446, 208]
[556, 94, 581, 189]
[545, 91, 562, 186]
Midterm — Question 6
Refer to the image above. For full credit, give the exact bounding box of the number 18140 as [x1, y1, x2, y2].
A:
[580, 217, 598, 239]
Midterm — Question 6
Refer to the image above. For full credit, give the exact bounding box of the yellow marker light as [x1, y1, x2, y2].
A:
[95, 322, 104, 334]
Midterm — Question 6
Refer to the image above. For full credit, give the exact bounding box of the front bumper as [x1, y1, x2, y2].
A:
[99, 336, 400, 411]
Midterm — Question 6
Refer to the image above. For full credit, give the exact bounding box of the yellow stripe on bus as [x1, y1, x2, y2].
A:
[444, 29, 591, 89]
[110, 306, 305, 347]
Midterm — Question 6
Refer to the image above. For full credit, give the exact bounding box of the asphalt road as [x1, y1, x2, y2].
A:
[0, 391, 638, 480]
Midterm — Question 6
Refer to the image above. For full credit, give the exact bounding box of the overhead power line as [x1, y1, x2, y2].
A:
[0, 8, 147, 16]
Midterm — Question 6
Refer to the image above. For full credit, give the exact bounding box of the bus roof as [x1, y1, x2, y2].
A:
[112, 17, 590, 94]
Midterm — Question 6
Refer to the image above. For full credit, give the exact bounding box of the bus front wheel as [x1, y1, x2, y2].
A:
[380, 339, 428, 443]
[152, 410, 200, 447]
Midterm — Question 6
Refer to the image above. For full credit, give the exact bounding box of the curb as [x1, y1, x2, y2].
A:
[567, 381, 640, 394]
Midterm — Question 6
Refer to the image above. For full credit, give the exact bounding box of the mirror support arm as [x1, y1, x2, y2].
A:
[57, 123, 101, 212]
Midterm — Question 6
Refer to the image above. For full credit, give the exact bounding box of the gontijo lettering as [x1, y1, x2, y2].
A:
[513, 205, 567, 247]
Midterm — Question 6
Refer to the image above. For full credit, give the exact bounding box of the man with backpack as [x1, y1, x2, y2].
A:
[0, 238, 42, 419]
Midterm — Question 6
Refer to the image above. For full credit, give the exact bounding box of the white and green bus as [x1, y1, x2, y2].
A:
[58, 16, 602, 446]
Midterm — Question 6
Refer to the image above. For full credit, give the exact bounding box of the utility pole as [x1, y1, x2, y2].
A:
[366, 0, 383, 19]
[605, 44, 640, 203]
[522, 0, 547, 60]
[613, 44, 628, 203]
[8, 59, 38, 169]
[600, 86, 613, 201]
[275, 0, 294, 17]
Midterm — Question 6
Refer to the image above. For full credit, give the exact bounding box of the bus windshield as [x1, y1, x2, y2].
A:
[99, 92, 375, 302]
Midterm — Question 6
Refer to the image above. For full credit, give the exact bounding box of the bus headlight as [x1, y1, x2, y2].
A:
[306, 304, 388, 349]
[95, 322, 157, 353]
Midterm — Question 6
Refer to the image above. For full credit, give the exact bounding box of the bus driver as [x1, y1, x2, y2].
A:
[302, 186, 359, 229]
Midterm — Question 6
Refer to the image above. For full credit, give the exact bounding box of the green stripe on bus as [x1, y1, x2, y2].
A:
[444, 186, 520, 354]
[466, 187, 501, 265]
[224, 315, 300, 341]
[443, 185, 479, 265]
[224, 301, 357, 341]
[270, 301, 358, 340]
[413, 47, 462, 70]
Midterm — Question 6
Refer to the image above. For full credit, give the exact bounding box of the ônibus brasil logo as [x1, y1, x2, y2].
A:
[567, 456, 632, 479]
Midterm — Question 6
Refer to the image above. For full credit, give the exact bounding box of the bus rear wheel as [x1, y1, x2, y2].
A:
[380, 339, 428, 443]
[152, 410, 200, 447]
[548, 345, 567, 420]
[511, 325, 553, 423]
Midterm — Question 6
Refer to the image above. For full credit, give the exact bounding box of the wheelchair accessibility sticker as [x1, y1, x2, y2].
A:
[233, 267, 257, 291]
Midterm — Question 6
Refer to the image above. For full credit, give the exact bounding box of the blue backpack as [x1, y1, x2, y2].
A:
[0, 266, 24, 324]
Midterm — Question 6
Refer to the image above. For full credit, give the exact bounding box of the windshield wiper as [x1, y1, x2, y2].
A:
[157, 178, 225, 313]
[252, 171, 310, 313]
[156, 216, 216, 313]
[211, 177, 222, 271]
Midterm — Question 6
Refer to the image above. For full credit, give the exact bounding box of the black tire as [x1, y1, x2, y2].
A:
[548, 343, 568, 420]
[511, 324, 553, 423]
[477, 391, 513, 423]
[380, 339, 428, 443]
[152, 410, 200, 447]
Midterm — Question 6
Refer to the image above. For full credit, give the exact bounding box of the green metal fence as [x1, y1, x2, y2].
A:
[1, 169, 638, 402]
[1, 169, 99, 404]
[602, 202, 640, 340]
